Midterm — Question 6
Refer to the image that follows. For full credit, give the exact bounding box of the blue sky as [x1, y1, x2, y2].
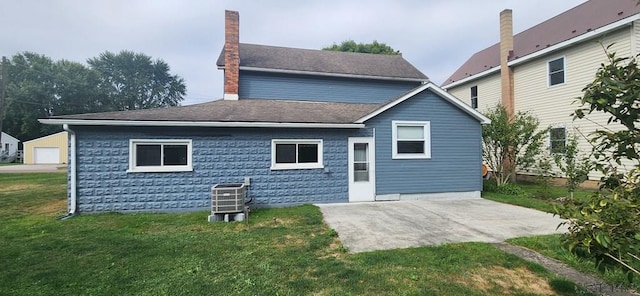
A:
[1, 0, 586, 105]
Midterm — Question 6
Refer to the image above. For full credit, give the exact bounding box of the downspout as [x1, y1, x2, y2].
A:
[60, 124, 77, 219]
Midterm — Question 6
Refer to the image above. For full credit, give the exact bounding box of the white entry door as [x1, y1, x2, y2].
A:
[348, 137, 375, 202]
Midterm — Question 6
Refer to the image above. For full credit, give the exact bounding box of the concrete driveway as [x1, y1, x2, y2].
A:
[317, 198, 566, 253]
[0, 164, 66, 173]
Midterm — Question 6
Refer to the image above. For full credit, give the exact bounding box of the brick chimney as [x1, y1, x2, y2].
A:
[500, 9, 514, 117]
[224, 10, 240, 100]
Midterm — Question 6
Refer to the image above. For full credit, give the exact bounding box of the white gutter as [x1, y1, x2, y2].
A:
[218, 65, 428, 83]
[443, 14, 640, 89]
[39, 119, 365, 129]
[62, 124, 77, 215]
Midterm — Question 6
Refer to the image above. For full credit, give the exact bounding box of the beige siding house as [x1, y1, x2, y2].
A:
[23, 131, 68, 164]
[443, 0, 640, 179]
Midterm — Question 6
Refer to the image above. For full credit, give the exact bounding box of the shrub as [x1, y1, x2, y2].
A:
[496, 183, 527, 196]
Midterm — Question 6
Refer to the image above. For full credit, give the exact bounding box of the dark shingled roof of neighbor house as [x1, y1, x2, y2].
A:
[49, 99, 380, 124]
[216, 43, 429, 81]
[442, 0, 640, 86]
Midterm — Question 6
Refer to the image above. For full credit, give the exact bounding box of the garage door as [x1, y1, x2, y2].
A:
[34, 147, 60, 164]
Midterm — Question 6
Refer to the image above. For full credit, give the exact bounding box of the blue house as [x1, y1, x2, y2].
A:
[41, 11, 490, 214]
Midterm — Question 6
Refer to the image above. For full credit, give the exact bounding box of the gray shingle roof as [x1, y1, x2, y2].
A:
[443, 0, 640, 86]
[217, 43, 428, 81]
[49, 99, 380, 124]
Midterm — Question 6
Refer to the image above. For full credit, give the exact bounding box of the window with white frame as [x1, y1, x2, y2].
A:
[470, 85, 478, 109]
[271, 139, 323, 170]
[392, 121, 431, 159]
[128, 139, 192, 172]
[548, 57, 565, 86]
[550, 127, 566, 154]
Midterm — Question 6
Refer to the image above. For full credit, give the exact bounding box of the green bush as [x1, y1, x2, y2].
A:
[556, 170, 640, 281]
[483, 180, 528, 197]
[564, 48, 640, 280]
[497, 183, 527, 196]
[483, 180, 499, 193]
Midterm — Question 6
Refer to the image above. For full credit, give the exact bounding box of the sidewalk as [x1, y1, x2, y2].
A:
[0, 164, 66, 173]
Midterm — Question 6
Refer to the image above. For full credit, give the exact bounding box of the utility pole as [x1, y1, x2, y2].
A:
[0, 56, 8, 146]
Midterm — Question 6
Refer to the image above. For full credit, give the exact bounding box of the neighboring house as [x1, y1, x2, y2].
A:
[23, 131, 69, 164]
[40, 10, 490, 214]
[443, 0, 640, 179]
[0, 132, 20, 162]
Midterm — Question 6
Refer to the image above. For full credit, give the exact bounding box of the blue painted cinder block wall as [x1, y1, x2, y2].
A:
[239, 71, 422, 103]
[365, 89, 483, 195]
[72, 126, 370, 213]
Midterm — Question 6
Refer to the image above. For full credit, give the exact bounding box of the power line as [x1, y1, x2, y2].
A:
[0, 57, 8, 137]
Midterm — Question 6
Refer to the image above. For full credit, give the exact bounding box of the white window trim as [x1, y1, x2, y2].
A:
[392, 121, 431, 159]
[271, 139, 324, 170]
[549, 126, 567, 154]
[128, 139, 193, 173]
[470, 85, 478, 109]
[547, 56, 566, 87]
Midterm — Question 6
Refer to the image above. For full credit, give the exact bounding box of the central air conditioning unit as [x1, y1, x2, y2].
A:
[208, 183, 247, 222]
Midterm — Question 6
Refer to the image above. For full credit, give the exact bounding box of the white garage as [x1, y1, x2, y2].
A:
[34, 147, 60, 164]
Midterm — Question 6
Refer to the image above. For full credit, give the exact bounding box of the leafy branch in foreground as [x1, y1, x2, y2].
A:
[557, 47, 640, 282]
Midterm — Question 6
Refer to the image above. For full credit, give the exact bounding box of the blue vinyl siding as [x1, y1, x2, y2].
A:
[366, 89, 483, 195]
[72, 126, 370, 213]
[239, 71, 422, 103]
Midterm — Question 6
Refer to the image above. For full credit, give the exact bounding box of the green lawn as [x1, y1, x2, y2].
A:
[0, 173, 591, 295]
[482, 181, 595, 213]
[509, 235, 640, 291]
[481, 181, 638, 291]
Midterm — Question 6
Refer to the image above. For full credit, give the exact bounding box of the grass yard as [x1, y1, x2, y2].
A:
[482, 181, 595, 213]
[0, 173, 592, 295]
[510, 235, 640, 291]
[482, 181, 638, 291]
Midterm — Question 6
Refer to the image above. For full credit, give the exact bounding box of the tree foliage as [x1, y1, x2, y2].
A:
[2, 51, 186, 141]
[322, 40, 401, 55]
[553, 135, 591, 198]
[4, 53, 60, 141]
[482, 104, 549, 186]
[557, 48, 640, 281]
[88, 51, 185, 111]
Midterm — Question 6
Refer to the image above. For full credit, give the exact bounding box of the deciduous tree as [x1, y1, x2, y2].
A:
[482, 104, 549, 186]
[2, 51, 186, 141]
[88, 51, 185, 111]
[4, 52, 59, 141]
[323, 40, 401, 55]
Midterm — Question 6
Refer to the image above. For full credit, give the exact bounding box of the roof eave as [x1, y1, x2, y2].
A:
[218, 65, 428, 82]
[38, 119, 365, 129]
[22, 131, 67, 144]
[443, 13, 640, 89]
[443, 67, 500, 89]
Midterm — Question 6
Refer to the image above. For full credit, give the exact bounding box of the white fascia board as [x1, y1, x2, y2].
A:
[230, 66, 428, 83]
[22, 131, 67, 144]
[38, 119, 365, 129]
[443, 14, 640, 90]
[506, 14, 639, 67]
[356, 84, 430, 123]
[1, 132, 20, 143]
[356, 82, 491, 125]
[426, 83, 491, 124]
[443, 67, 500, 89]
